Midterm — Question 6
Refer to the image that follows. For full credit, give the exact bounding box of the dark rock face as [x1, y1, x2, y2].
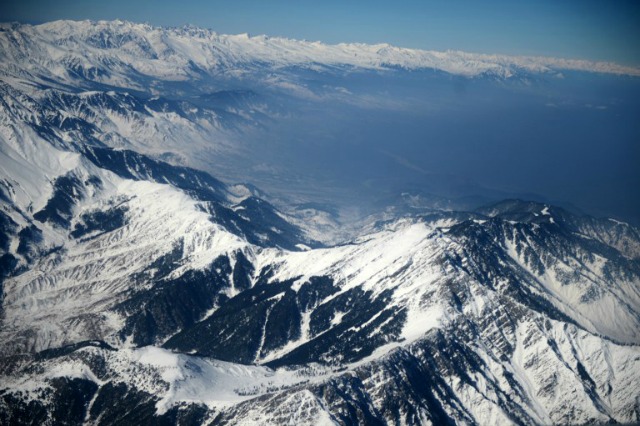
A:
[0, 375, 209, 426]
[0, 212, 17, 253]
[268, 287, 406, 368]
[116, 255, 236, 346]
[16, 224, 43, 261]
[0, 378, 96, 425]
[0, 212, 18, 283]
[164, 276, 313, 363]
[163, 274, 407, 368]
[71, 205, 127, 239]
[33, 173, 91, 228]
[0, 253, 17, 282]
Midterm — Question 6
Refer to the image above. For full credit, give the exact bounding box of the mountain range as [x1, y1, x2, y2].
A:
[1, 20, 639, 425]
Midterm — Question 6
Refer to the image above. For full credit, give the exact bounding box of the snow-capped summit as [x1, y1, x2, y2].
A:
[1, 19, 639, 94]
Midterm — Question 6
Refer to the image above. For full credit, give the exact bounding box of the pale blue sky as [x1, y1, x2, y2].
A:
[1, 0, 639, 65]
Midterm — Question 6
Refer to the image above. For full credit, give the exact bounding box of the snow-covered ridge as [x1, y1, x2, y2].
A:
[1, 19, 639, 86]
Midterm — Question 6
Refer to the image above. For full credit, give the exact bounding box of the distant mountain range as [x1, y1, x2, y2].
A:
[1, 20, 639, 425]
[2, 20, 639, 87]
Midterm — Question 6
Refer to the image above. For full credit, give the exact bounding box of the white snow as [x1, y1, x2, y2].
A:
[125, 346, 334, 413]
[330, 311, 345, 326]
[1, 19, 638, 104]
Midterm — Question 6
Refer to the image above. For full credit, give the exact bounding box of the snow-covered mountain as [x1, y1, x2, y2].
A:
[1, 19, 640, 425]
[2, 19, 639, 90]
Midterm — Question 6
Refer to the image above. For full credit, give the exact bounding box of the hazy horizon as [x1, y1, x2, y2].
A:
[2, 0, 640, 66]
